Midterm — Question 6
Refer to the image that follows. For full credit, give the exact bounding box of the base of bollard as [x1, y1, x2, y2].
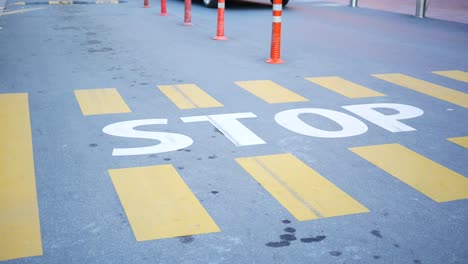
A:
[183, 22, 193, 26]
[213, 36, 228, 41]
[160, 12, 168, 16]
[266, 58, 284, 64]
[144, 5, 150, 8]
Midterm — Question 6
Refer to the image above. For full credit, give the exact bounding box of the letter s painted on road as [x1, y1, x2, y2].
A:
[102, 119, 193, 156]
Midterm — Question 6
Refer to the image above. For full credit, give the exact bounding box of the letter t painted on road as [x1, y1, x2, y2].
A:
[181, 112, 266, 146]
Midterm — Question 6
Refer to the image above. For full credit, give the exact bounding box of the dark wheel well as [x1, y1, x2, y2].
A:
[270, 0, 289, 7]
[202, 0, 217, 8]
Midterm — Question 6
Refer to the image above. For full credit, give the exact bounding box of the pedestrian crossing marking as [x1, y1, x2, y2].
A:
[305, 76, 385, 98]
[447, 136, 468, 149]
[350, 143, 468, 203]
[0, 93, 43, 261]
[433, 70, 468, 83]
[158, 84, 223, 110]
[74, 88, 131, 116]
[235, 153, 369, 221]
[234, 80, 308, 104]
[108, 165, 220, 241]
[372, 73, 468, 108]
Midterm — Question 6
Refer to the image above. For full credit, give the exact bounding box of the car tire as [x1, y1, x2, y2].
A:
[203, 0, 218, 8]
[270, 0, 289, 7]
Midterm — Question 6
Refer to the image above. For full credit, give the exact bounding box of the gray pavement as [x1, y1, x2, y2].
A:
[0, 0, 467, 263]
[0, 0, 5, 16]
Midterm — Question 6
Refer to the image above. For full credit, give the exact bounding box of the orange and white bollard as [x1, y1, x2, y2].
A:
[266, 0, 284, 64]
[184, 0, 192, 26]
[213, 0, 227, 40]
[144, 0, 149, 8]
[160, 0, 167, 16]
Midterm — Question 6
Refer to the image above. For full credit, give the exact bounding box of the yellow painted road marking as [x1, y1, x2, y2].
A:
[305, 76, 385, 98]
[350, 144, 468, 202]
[0, 94, 42, 261]
[433, 70, 468, 83]
[235, 154, 369, 221]
[372, 73, 468, 108]
[108, 165, 220, 241]
[447, 136, 468, 149]
[158, 84, 223, 109]
[74, 88, 131, 116]
[234, 80, 308, 104]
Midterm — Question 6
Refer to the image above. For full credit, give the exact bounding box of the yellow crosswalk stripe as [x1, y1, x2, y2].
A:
[0, 93, 43, 261]
[350, 144, 468, 203]
[234, 80, 308, 104]
[433, 70, 468, 83]
[235, 153, 369, 221]
[447, 136, 468, 149]
[74, 88, 131, 116]
[158, 84, 223, 109]
[108, 165, 220, 241]
[305, 76, 385, 98]
[372, 73, 468, 108]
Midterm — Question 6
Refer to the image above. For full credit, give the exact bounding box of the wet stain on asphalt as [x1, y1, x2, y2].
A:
[89, 143, 98, 147]
[150, 154, 158, 158]
[413, 260, 422, 264]
[208, 155, 217, 159]
[279, 234, 297, 241]
[329, 251, 342, 256]
[179, 236, 194, 244]
[371, 230, 383, 239]
[266, 241, 290, 248]
[373, 256, 381, 260]
[211, 191, 219, 194]
[177, 167, 184, 170]
[300, 235, 326, 243]
[267, 219, 327, 247]
[88, 47, 113, 53]
[393, 244, 400, 248]
[87, 40, 101, 45]
[56, 26, 80, 30]
[164, 158, 171, 161]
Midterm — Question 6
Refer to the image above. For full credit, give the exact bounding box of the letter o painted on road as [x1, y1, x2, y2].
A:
[274, 108, 368, 138]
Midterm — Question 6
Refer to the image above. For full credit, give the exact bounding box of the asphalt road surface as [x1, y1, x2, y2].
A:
[1, 0, 467, 263]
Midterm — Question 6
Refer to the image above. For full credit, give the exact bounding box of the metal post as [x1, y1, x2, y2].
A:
[416, 0, 426, 18]
[350, 0, 357, 8]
